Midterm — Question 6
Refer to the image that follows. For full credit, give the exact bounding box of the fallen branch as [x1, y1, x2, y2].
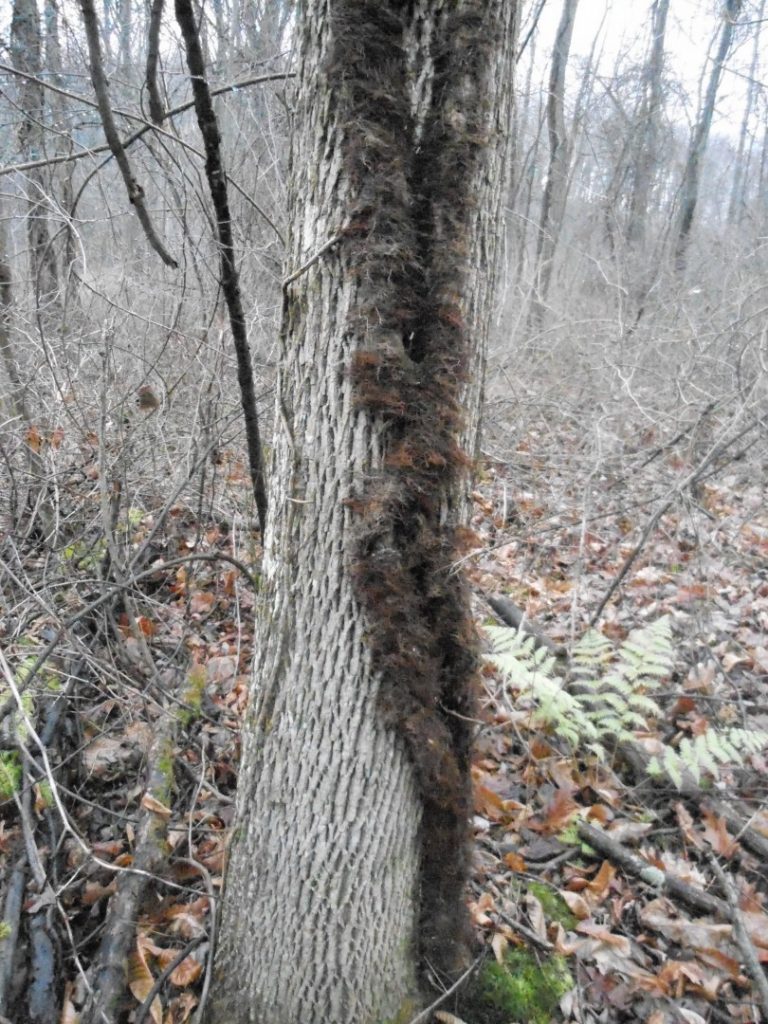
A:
[708, 853, 768, 1021]
[577, 821, 728, 918]
[0, 856, 25, 1016]
[82, 700, 177, 1024]
[485, 594, 567, 659]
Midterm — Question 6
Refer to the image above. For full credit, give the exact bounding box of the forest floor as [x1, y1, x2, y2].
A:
[1, 406, 767, 1023]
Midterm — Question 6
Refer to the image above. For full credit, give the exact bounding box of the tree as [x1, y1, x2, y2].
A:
[727, 0, 765, 226]
[10, 0, 59, 300]
[674, 0, 744, 272]
[627, 0, 671, 250]
[530, 0, 580, 326]
[208, 1, 516, 1022]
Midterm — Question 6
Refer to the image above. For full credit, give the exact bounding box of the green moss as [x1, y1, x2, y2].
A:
[463, 949, 573, 1024]
[0, 753, 22, 800]
[527, 882, 576, 930]
[15, 655, 59, 693]
[154, 740, 176, 804]
[0, 921, 11, 940]
[177, 664, 206, 726]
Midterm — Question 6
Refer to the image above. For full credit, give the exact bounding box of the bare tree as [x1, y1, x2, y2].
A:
[674, 0, 744, 272]
[627, 0, 671, 249]
[728, 0, 765, 225]
[10, 0, 59, 300]
[530, 0, 580, 325]
[209, 1, 516, 1021]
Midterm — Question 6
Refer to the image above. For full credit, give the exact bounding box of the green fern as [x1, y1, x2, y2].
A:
[488, 616, 768, 789]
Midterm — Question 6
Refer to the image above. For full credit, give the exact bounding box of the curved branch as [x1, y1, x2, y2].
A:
[78, 0, 177, 267]
[77, 0, 179, 267]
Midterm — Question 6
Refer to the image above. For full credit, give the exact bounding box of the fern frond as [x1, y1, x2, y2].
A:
[488, 617, 768, 790]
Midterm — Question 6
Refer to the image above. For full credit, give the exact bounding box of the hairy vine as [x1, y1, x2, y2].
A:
[328, 0, 499, 981]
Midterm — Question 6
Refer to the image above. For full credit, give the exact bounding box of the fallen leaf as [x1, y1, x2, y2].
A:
[701, 808, 738, 859]
[128, 939, 162, 1024]
[141, 793, 172, 818]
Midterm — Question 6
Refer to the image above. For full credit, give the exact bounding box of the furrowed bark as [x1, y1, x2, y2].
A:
[210, 2, 515, 1020]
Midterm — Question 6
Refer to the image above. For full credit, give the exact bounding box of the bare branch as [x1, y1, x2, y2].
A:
[77, 0, 178, 268]
[146, 0, 166, 124]
[174, 0, 268, 534]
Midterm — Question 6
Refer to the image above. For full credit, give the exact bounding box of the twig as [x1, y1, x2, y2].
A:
[0, 547, 256, 727]
[0, 650, 199, 897]
[708, 853, 768, 1021]
[0, 62, 289, 245]
[134, 936, 206, 1024]
[77, 0, 178, 267]
[175, 0, 268, 535]
[282, 233, 343, 289]
[591, 416, 760, 624]
[496, 908, 554, 952]
[177, 857, 217, 1024]
[406, 954, 484, 1024]
[577, 821, 728, 918]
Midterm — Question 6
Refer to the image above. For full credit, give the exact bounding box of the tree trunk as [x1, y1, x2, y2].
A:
[627, 0, 670, 250]
[674, 0, 743, 273]
[529, 0, 580, 326]
[209, 2, 516, 1022]
[727, 0, 764, 226]
[10, 0, 59, 301]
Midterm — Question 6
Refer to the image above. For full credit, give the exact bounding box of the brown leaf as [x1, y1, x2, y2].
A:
[560, 890, 590, 920]
[157, 947, 203, 988]
[503, 850, 526, 872]
[639, 898, 734, 955]
[491, 931, 508, 964]
[701, 808, 738, 859]
[128, 939, 162, 1024]
[536, 789, 578, 834]
[82, 880, 117, 906]
[586, 860, 615, 900]
[141, 793, 172, 819]
[675, 802, 704, 849]
[136, 615, 157, 637]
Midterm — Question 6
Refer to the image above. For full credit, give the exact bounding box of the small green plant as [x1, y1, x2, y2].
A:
[463, 948, 573, 1024]
[489, 616, 768, 789]
[0, 753, 22, 800]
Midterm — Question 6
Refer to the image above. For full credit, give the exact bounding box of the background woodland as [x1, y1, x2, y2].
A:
[1, 0, 768, 1022]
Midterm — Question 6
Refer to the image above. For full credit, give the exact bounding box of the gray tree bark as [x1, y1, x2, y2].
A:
[10, 0, 59, 300]
[529, 0, 580, 326]
[674, 0, 744, 272]
[627, 0, 670, 249]
[209, 2, 516, 1022]
[727, 0, 764, 226]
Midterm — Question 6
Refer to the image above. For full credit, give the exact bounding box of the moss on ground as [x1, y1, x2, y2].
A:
[177, 664, 206, 726]
[526, 881, 577, 930]
[461, 948, 573, 1024]
[0, 753, 22, 800]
